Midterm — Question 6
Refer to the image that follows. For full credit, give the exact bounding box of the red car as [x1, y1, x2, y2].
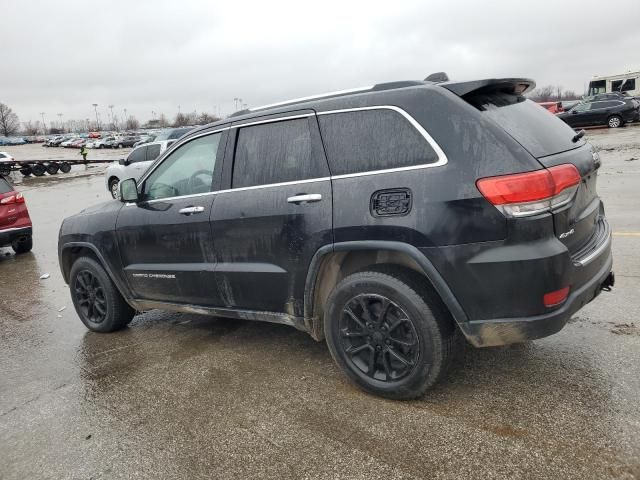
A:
[538, 101, 564, 114]
[0, 176, 33, 253]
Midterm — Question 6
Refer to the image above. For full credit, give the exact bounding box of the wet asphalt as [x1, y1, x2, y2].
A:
[1, 132, 639, 479]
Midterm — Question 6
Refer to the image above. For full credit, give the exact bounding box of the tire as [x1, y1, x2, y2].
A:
[60, 162, 71, 173]
[11, 235, 32, 254]
[99, 145, 104, 149]
[31, 163, 46, 176]
[69, 256, 135, 332]
[46, 163, 59, 175]
[109, 178, 120, 199]
[324, 266, 456, 399]
[117, 144, 123, 149]
[0, 164, 11, 176]
[608, 115, 623, 128]
[19, 167, 32, 176]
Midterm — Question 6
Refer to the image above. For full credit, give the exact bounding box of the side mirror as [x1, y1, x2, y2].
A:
[119, 178, 139, 203]
[118, 158, 129, 166]
[571, 110, 578, 114]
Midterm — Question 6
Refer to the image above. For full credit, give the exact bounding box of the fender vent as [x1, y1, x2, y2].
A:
[370, 188, 413, 217]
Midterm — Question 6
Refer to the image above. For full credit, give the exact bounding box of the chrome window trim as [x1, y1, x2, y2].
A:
[129, 105, 448, 204]
[232, 113, 314, 128]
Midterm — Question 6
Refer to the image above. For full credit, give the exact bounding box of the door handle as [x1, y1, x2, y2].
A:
[287, 194, 322, 204]
[178, 206, 205, 215]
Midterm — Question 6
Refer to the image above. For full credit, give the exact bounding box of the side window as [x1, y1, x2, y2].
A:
[126, 146, 147, 164]
[232, 118, 318, 188]
[0, 178, 13, 194]
[318, 109, 439, 176]
[146, 143, 161, 160]
[143, 133, 221, 201]
[612, 79, 636, 92]
[574, 103, 591, 113]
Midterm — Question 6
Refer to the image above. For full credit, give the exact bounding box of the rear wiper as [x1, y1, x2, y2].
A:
[572, 129, 586, 143]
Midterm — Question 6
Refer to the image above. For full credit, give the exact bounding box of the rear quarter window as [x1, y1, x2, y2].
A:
[318, 109, 439, 175]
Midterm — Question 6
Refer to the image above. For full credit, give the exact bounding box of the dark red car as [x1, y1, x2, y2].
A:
[0, 176, 33, 253]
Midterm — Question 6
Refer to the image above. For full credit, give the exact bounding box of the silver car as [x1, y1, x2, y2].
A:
[104, 140, 175, 198]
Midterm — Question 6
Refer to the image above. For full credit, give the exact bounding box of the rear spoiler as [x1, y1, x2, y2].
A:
[441, 78, 536, 97]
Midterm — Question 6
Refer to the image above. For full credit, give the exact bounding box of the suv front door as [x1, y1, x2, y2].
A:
[209, 112, 332, 315]
[116, 129, 227, 305]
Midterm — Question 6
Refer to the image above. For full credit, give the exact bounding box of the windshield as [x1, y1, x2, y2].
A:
[466, 91, 584, 158]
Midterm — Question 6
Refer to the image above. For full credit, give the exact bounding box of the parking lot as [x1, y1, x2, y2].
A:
[1, 127, 639, 479]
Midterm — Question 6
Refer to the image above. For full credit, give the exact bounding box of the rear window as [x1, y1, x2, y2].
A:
[318, 109, 439, 176]
[0, 177, 13, 194]
[467, 92, 583, 158]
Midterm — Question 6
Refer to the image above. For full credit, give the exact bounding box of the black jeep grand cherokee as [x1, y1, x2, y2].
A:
[59, 77, 614, 399]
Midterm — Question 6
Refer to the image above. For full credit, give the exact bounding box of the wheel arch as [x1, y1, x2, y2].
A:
[60, 242, 137, 309]
[303, 241, 468, 341]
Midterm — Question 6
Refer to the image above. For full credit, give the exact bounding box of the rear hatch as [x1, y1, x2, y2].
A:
[446, 79, 601, 255]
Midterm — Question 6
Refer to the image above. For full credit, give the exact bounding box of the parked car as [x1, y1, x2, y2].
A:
[68, 138, 87, 148]
[88, 132, 101, 138]
[538, 101, 564, 113]
[60, 138, 78, 147]
[153, 127, 195, 141]
[557, 96, 639, 128]
[114, 136, 140, 148]
[104, 140, 175, 198]
[59, 77, 614, 399]
[0, 176, 32, 254]
[92, 136, 116, 149]
[133, 134, 156, 147]
[48, 136, 70, 147]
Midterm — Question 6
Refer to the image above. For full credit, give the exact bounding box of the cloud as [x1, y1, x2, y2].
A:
[3, 0, 639, 124]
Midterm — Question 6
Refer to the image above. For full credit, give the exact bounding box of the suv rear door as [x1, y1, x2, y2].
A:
[209, 111, 332, 314]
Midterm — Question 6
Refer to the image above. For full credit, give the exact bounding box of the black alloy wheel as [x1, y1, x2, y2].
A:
[340, 294, 419, 381]
[74, 269, 108, 324]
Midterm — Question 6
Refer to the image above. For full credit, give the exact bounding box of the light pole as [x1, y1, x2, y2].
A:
[233, 98, 239, 110]
[92, 103, 100, 131]
[57, 113, 63, 132]
[108, 105, 115, 130]
[123, 108, 128, 130]
[40, 112, 47, 134]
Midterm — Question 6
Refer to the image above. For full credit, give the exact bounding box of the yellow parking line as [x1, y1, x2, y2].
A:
[613, 232, 640, 237]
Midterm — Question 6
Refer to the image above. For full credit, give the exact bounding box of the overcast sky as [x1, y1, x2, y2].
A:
[3, 0, 639, 127]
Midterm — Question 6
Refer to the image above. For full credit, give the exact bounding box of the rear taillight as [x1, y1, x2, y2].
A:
[476, 164, 580, 218]
[0, 192, 25, 205]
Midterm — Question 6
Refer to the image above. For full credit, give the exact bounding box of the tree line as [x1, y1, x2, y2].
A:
[0, 101, 221, 136]
[527, 85, 582, 102]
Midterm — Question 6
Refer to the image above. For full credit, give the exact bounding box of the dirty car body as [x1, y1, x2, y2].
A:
[58, 77, 614, 398]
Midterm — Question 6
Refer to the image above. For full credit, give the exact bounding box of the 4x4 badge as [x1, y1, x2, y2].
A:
[559, 228, 575, 239]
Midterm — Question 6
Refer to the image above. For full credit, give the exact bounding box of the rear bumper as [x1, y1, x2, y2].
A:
[458, 250, 613, 347]
[0, 226, 32, 246]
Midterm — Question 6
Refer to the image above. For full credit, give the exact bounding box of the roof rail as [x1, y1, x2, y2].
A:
[245, 86, 373, 113]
